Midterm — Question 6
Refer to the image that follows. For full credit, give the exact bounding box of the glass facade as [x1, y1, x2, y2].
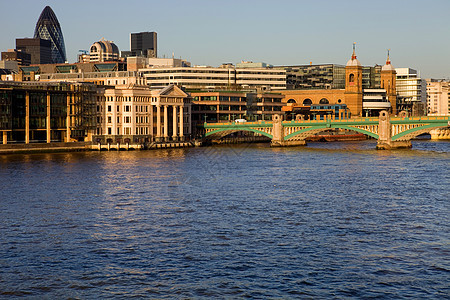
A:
[34, 6, 67, 64]
[282, 64, 345, 90]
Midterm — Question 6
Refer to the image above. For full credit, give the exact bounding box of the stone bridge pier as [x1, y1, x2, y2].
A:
[271, 114, 306, 147]
[376, 110, 412, 150]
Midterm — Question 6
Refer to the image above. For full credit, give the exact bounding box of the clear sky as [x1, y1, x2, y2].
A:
[1, 0, 449, 78]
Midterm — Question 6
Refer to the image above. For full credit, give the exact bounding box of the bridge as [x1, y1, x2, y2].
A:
[202, 111, 450, 149]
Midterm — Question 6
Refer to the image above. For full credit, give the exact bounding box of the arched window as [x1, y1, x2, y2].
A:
[349, 73, 355, 83]
[287, 99, 296, 104]
[303, 99, 312, 106]
[337, 99, 342, 103]
[319, 98, 329, 104]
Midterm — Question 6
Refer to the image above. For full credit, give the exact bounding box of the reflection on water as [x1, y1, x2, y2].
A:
[0, 140, 449, 298]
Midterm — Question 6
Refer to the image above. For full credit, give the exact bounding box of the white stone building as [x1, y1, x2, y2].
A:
[95, 84, 191, 144]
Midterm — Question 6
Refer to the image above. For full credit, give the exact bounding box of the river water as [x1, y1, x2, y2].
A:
[0, 140, 449, 299]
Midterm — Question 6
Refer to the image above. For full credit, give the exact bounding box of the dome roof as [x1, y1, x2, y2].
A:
[382, 63, 395, 71]
[381, 50, 395, 71]
[90, 40, 119, 55]
[346, 58, 361, 67]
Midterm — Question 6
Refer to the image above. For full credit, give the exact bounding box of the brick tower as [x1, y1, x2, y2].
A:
[380, 50, 397, 115]
[344, 43, 363, 117]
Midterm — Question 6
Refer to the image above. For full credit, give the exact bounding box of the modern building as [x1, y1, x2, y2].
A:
[1, 49, 31, 66]
[40, 70, 145, 86]
[0, 81, 97, 144]
[396, 68, 426, 115]
[16, 38, 52, 65]
[34, 6, 66, 63]
[89, 39, 120, 62]
[127, 57, 191, 72]
[426, 79, 449, 116]
[127, 31, 157, 58]
[95, 84, 191, 143]
[190, 91, 284, 125]
[279, 64, 346, 90]
[140, 66, 286, 91]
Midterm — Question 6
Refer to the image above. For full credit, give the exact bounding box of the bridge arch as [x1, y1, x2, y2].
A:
[205, 128, 273, 140]
[283, 125, 379, 141]
[392, 124, 450, 141]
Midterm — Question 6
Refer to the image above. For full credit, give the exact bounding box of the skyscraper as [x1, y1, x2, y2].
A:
[34, 6, 66, 64]
[130, 32, 157, 58]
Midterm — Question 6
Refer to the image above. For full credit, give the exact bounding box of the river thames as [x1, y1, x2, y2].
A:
[0, 140, 449, 298]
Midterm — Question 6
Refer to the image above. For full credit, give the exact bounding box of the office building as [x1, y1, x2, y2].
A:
[426, 79, 449, 116]
[122, 32, 157, 58]
[1, 49, 31, 66]
[34, 6, 66, 63]
[140, 66, 286, 91]
[396, 68, 426, 115]
[190, 91, 284, 125]
[0, 81, 96, 144]
[89, 39, 120, 62]
[16, 38, 52, 65]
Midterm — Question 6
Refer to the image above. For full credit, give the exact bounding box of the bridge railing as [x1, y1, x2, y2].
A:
[203, 116, 450, 127]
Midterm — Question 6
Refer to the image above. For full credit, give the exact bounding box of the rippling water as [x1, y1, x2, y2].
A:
[1, 140, 449, 299]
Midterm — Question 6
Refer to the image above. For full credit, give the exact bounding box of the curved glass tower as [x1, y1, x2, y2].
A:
[34, 6, 66, 63]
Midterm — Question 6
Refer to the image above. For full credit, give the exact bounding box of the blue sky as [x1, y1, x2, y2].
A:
[1, 0, 449, 78]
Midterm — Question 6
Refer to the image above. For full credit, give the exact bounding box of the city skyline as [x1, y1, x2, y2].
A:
[1, 0, 449, 78]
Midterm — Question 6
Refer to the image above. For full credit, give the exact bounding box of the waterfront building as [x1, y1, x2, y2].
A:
[140, 66, 286, 91]
[426, 79, 450, 116]
[95, 84, 191, 143]
[190, 91, 284, 125]
[282, 103, 350, 121]
[16, 38, 52, 65]
[89, 39, 120, 62]
[34, 6, 66, 64]
[121, 32, 157, 58]
[0, 81, 96, 144]
[1, 49, 31, 66]
[280, 47, 395, 117]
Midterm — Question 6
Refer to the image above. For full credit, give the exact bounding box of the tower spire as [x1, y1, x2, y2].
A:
[386, 49, 391, 65]
[352, 42, 357, 60]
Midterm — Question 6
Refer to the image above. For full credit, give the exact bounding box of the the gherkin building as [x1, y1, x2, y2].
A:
[34, 6, 66, 63]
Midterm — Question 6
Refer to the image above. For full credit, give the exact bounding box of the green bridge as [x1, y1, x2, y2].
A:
[203, 111, 450, 149]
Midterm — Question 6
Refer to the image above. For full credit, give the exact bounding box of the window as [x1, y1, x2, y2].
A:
[107, 105, 111, 112]
[108, 127, 112, 135]
[125, 106, 130, 112]
[319, 98, 329, 104]
[107, 116, 112, 123]
[303, 99, 312, 106]
[117, 106, 120, 112]
[349, 73, 355, 83]
[125, 116, 130, 123]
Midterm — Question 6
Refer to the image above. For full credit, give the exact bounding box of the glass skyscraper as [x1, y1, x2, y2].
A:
[34, 6, 66, 64]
